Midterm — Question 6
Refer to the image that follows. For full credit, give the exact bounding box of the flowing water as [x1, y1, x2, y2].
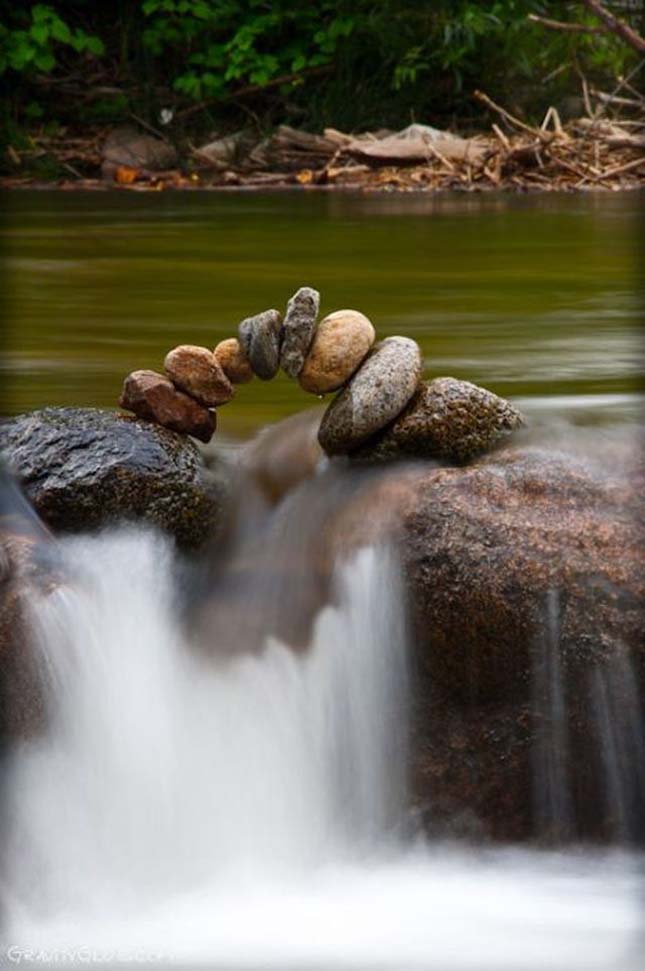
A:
[0, 191, 644, 968]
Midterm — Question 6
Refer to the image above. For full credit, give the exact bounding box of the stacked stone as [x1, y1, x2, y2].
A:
[118, 285, 524, 461]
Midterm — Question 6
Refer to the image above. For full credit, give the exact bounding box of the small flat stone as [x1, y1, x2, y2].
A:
[318, 336, 422, 455]
[119, 369, 216, 443]
[353, 377, 524, 464]
[164, 344, 233, 407]
[299, 309, 375, 395]
[213, 338, 253, 384]
[238, 309, 282, 380]
[280, 286, 320, 378]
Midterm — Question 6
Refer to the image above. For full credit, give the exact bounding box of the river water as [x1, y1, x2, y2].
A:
[0, 191, 643, 969]
[2, 191, 643, 431]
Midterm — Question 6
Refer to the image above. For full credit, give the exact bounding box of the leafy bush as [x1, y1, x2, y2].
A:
[0, 0, 640, 146]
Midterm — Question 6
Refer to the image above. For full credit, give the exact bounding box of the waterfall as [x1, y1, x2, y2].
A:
[0, 520, 642, 969]
[1, 528, 408, 918]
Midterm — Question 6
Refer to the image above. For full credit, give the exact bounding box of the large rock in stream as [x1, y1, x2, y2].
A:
[396, 444, 645, 842]
[0, 408, 230, 550]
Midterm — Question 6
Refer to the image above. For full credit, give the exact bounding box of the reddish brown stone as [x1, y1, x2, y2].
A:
[164, 344, 233, 407]
[119, 369, 216, 443]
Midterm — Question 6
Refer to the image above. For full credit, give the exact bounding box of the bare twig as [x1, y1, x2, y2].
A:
[527, 13, 604, 34]
[474, 90, 549, 140]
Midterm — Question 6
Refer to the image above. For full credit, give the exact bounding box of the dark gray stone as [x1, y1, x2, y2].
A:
[238, 309, 282, 380]
[0, 408, 230, 550]
[280, 286, 320, 378]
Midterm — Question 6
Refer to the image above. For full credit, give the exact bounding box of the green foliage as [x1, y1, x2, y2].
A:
[0, 1, 641, 149]
[0, 4, 103, 75]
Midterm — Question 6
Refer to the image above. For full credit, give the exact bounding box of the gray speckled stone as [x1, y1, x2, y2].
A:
[238, 309, 282, 380]
[318, 336, 422, 455]
[353, 377, 524, 464]
[0, 407, 231, 550]
[280, 286, 320, 378]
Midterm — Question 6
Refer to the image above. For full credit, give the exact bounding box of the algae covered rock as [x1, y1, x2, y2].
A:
[0, 408, 230, 550]
[318, 336, 422, 455]
[354, 377, 523, 464]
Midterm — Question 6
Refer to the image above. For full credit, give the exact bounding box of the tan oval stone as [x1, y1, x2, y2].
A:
[299, 310, 375, 395]
[213, 338, 253, 384]
[164, 344, 233, 407]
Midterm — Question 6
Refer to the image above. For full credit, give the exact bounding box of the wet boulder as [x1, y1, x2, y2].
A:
[0, 408, 231, 550]
[353, 377, 524, 464]
[398, 445, 645, 841]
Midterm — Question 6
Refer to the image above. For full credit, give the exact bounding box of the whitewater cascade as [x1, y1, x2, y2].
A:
[1, 524, 643, 969]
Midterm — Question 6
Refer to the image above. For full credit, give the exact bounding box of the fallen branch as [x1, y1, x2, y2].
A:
[581, 0, 645, 53]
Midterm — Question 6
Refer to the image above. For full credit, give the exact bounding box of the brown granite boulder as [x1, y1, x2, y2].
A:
[399, 444, 645, 841]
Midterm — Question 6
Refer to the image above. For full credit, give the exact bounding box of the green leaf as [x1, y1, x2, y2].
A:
[34, 51, 55, 71]
[30, 25, 50, 46]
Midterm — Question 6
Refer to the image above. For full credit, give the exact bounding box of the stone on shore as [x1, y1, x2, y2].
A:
[0, 407, 231, 550]
[213, 338, 254, 384]
[299, 310, 375, 395]
[164, 344, 233, 407]
[280, 286, 320, 378]
[119, 369, 215, 443]
[318, 336, 422, 455]
[354, 377, 524, 464]
[238, 309, 282, 380]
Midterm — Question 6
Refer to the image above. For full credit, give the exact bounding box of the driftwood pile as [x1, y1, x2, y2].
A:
[3, 90, 644, 193]
[195, 94, 645, 193]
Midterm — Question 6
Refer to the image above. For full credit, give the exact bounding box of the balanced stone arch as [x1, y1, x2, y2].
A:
[118, 286, 525, 462]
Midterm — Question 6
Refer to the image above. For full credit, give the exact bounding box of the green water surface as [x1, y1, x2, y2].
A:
[2, 190, 642, 438]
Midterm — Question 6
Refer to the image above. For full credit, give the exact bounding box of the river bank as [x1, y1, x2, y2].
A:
[3, 108, 644, 193]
